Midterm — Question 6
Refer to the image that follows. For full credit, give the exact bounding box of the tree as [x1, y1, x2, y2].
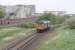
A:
[0, 8, 4, 18]
[37, 12, 65, 24]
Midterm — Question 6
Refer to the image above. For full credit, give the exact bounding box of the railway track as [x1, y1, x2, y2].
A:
[2, 29, 51, 50]
[2, 31, 39, 50]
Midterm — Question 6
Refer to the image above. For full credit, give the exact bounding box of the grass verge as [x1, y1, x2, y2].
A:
[0, 27, 34, 48]
[37, 28, 75, 50]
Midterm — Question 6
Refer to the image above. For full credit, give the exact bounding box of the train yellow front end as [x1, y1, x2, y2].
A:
[33, 20, 50, 33]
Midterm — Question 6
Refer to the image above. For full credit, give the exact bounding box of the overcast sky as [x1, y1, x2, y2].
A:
[0, 0, 75, 13]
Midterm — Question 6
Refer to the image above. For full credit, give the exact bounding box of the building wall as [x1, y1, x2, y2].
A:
[0, 5, 35, 19]
[44, 11, 66, 16]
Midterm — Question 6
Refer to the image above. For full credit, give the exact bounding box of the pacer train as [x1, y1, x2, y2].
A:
[34, 20, 50, 33]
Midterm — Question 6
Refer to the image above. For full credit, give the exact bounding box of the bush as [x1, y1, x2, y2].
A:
[20, 22, 33, 28]
[0, 8, 4, 18]
[64, 17, 75, 29]
[37, 12, 65, 25]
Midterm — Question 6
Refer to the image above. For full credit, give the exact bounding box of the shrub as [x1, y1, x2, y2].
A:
[64, 17, 75, 29]
[37, 12, 65, 25]
[20, 22, 33, 28]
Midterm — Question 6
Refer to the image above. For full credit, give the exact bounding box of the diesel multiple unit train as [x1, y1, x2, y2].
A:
[34, 20, 50, 33]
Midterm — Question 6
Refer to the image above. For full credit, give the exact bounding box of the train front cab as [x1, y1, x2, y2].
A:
[34, 20, 50, 33]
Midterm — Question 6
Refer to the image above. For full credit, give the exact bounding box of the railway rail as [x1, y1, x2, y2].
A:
[2, 31, 38, 50]
[2, 29, 51, 50]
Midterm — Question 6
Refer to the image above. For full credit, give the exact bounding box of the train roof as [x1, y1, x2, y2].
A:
[41, 20, 50, 23]
[35, 20, 50, 24]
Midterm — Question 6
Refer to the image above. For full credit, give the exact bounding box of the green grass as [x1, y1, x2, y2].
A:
[0, 27, 33, 44]
[38, 29, 75, 50]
